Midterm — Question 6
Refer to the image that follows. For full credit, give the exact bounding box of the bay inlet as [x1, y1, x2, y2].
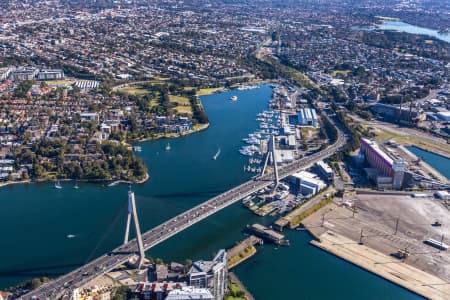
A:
[0, 85, 421, 299]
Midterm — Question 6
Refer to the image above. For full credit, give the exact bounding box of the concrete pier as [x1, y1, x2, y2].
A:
[311, 231, 450, 300]
[227, 235, 262, 269]
[247, 223, 289, 245]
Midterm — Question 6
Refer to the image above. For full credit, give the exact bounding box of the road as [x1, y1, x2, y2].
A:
[21, 115, 348, 300]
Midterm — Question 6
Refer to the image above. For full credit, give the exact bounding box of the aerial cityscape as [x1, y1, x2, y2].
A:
[0, 0, 449, 299]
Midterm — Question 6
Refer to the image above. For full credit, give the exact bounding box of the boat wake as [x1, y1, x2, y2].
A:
[213, 148, 221, 160]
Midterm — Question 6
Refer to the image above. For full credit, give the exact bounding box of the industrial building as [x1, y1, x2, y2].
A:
[316, 160, 334, 181]
[188, 249, 227, 300]
[360, 138, 407, 190]
[370, 103, 426, 123]
[297, 108, 318, 127]
[289, 170, 326, 196]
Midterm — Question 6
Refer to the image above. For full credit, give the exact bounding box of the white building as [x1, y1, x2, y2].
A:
[0, 67, 13, 81]
[38, 69, 64, 80]
[166, 287, 213, 300]
[80, 112, 100, 122]
[435, 191, 450, 200]
[316, 160, 334, 181]
[289, 171, 326, 196]
[274, 149, 295, 165]
[297, 108, 318, 127]
[188, 249, 227, 300]
[436, 111, 450, 121]
[11, 67, 39, 81]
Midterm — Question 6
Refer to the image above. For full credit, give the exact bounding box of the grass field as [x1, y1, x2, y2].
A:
[196, 87, 223, 96]
[226, 282, 248, 300]
[227, 246, 256, 269]
[373, 127, 450, 157]
[43, 80, 75, 86]
[169, 95, 192, 115]
[116, 86, 150, 96]
[331, 70, 351, 77]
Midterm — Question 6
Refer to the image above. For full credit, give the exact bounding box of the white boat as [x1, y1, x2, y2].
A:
[230, 95, 238, 101]
[66, 234, 76, 239]
[74, 181, 79, 189]
[166, 143, 171, 151]
[213, 148, 221, 160]
[133, 146, 142, 152]
[55, 180, 62, 189]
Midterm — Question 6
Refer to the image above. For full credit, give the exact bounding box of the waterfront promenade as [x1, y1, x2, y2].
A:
[21, 116, 347, 300]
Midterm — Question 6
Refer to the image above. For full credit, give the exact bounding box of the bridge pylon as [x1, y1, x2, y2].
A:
[124, 188, 145, 268]
[260, 135, 279, 187]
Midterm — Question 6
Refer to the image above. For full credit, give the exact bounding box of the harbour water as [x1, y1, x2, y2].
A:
[407, 146, 450, 180]
[0, 85, 421, 299]
[354, 21, 450, 44]
[378, 21, 450, 43]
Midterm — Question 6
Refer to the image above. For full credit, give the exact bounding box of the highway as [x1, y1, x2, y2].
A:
[21, 115, 348, 300]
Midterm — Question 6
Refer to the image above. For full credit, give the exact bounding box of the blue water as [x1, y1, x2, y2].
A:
[353, 21, 450, 43]
[378, 21, 450, 43]
[0, 85, 422, 299]
[407, 146, 450, 179]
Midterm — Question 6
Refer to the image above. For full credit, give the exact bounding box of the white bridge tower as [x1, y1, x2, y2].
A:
[260, 135, 279, 186]
[124, 189, 145, 268]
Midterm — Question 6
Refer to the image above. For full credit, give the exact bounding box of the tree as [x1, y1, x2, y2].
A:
[112, 286, 129, 300]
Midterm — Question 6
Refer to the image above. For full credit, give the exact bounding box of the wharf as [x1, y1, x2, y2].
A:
[274, 188, 333, 231]
[254, 202, 279, 216]
[247, 223, 289, 245]
[302, 193, 450, 300]
[227, 235, 262, 269]
[311, 231, 450, 300]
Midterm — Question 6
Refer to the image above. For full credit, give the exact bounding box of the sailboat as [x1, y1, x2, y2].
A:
[213, 148, 221, 160]
[166, 143, 171, 151]
[55, 180, 62, 189]
[74, 181, 79, 189]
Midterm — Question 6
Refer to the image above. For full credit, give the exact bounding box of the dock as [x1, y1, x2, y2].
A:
[227, 235, 263, 269]
[247, 223, 289, 245]
[311, 231, 450, 300]
[254, 202, 279, 216]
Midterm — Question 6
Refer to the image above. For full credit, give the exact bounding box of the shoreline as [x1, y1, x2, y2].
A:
[228, 272, 256, 300]
[400, 145, 450, 184]
[408, 144, 450, 160]
[310, 231, 450, 300]
[135, 123, 210, 143]
[0, 172, 150, 189]
[301, 198, 450, 300]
